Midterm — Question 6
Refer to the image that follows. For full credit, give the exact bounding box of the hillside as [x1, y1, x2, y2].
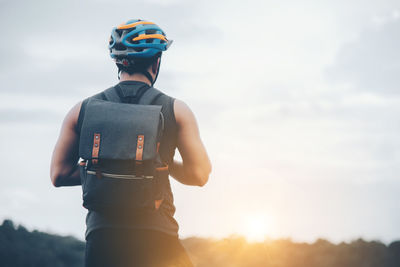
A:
[0, 219, 399, 267]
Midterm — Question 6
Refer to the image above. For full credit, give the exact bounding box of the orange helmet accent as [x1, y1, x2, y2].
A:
[132, 34, 167, 42]
[117, 21, 155, 30]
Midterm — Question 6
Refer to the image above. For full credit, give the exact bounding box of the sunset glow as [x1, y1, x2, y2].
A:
[242, 214, 274, 242]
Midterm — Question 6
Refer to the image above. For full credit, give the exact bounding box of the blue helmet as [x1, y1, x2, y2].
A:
[109, 19, 173, 62]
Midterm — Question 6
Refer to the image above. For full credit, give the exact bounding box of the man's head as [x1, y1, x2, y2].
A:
[109, 19, 172, 85]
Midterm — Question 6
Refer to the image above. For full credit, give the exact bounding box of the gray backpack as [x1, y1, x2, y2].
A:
[78, 85, 168, 214]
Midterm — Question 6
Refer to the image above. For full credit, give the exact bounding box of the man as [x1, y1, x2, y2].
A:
[50, 19, 211, 267]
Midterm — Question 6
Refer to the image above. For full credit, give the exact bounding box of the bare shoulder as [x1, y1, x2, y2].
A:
[62, 101, 83, 131]
[173, 99, 197, 127]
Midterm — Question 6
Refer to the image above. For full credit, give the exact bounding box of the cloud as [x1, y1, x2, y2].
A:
[325, 14, 400, 94]
[0, 109, 62, 123]
[0, 0, 222, 97]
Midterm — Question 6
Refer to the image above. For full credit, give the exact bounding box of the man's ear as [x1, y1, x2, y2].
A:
[151, 57, 161, 74]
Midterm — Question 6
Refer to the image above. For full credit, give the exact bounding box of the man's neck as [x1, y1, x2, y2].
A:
[119, 72, 152, 86]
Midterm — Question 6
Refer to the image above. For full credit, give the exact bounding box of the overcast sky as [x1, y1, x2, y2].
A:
[1, 0, 399, 244]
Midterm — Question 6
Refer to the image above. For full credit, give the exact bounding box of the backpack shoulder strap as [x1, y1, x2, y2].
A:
[103, 86, 121, 102]
[76, 98, 89, 134]
[138, 87, 163, 105]
[76, 90, 107, 134]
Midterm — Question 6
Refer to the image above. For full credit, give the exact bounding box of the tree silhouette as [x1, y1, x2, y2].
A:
[0, 219, 399, 267]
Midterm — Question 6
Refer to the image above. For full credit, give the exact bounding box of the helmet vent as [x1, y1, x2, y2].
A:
[145, 39, 153, 43]
[115, 43, 127, 51]
[145, 29, 157, 34]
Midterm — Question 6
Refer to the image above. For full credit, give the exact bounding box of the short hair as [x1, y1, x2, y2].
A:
[117, 53, 160, 75]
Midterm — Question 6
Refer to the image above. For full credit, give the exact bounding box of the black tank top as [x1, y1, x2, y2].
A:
[77, 81, 179, 238]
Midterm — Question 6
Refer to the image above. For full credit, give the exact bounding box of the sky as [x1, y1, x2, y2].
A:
[0, 0, 399, 244]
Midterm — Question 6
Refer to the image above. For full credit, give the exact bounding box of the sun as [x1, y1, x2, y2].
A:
[242, 214, 274, 242]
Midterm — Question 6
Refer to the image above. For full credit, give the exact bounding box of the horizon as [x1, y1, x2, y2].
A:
[2, 218, 398, 246]
[1, 0, 399, 245]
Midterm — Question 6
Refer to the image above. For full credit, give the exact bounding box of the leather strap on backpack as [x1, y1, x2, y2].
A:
[92, 133, 101, 165]
[135, 135, 144, 176]
[92, 133, 102, 178]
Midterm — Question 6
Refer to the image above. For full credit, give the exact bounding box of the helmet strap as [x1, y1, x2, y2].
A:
[152, 56, 162, 86]
[140, 70, 154, 86]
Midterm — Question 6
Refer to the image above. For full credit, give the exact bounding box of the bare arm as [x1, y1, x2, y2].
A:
[50, 102, 82, 187]
[169, 100, 212, 186]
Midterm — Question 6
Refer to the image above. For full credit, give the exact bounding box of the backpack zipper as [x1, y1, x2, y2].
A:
[86, 170, 153, 179]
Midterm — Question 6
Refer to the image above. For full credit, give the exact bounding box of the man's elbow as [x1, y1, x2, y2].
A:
[197, 175, 209, 187]
[192, 163, 211, 187]
[50, 170, 61, 187]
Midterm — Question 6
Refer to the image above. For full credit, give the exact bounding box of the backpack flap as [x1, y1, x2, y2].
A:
[79, 98, 162, 161]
